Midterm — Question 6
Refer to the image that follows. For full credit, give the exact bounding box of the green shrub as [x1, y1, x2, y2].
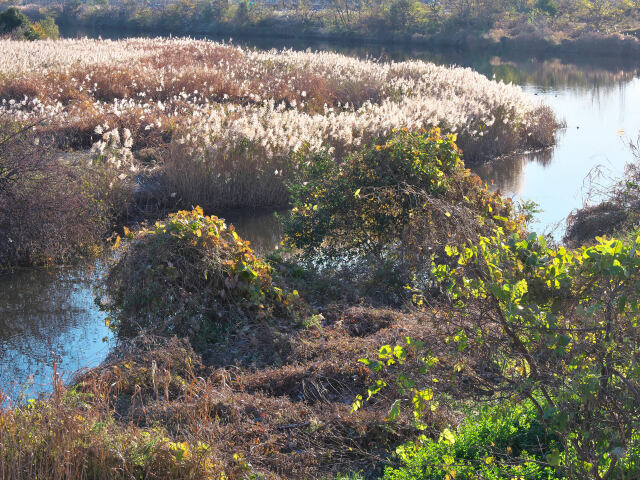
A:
[0, 7, 39, 40]
[103, 207, 292, 348]
[33, 16, 60, 39]
[361, 228, 640, 479]
[284, 128, 517, 259]
[384, 401, 562, 480]
[282, 128, 520, 304]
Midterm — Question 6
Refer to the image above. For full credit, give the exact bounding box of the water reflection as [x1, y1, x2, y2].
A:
[474, 147, 554, 195]
[0, 265, 112, 403]
[222, 208, 284, 254]
[505, 79, 640, 234]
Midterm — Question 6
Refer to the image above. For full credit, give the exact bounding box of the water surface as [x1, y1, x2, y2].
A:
[0, 264, 112, 403]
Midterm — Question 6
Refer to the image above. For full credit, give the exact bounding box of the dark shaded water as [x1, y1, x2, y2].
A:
[2, 31, 639, 400]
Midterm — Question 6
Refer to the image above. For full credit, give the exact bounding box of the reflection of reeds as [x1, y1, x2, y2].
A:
[488, 57, 639, 92]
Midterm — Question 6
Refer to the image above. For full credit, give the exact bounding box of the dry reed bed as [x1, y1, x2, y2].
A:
[0, 38, 555, 157]
[0, 38, 557, 208]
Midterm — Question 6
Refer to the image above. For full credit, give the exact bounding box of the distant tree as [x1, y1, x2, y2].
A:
[580, 0, 621, 30]
[0, 7, 30, 33]
[198, 0, 228, 22]
[331, 0, 356, 28]
[389, 0, 413, 30]
[296, 0, 315, 24]
[63, 0, 85, 19]
[535, 0, 559, 15]
[622, 0, 640, 16]
[0, 7, 39, 39]
[234, 0, 251, 25]
[33, 16, 60, 39]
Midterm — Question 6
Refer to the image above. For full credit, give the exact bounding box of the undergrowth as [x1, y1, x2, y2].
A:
[0, 117, 128, 269]
[103, 207, 302, 354]
[384, 400, 563, 480]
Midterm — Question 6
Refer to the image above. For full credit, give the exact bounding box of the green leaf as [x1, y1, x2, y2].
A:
[440, 428, 456, 445]
[546, 450, 562, 467]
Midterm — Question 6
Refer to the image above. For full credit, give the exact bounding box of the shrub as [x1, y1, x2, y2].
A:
[361, 228, 640, 479]
[0, 118, 119, 268]
[32, 16, 59, 40]
[0, 7, 36, 40]
[103, 207, 291, 348]
[282, 128, 520, 303]
[384, 401, 562, 480]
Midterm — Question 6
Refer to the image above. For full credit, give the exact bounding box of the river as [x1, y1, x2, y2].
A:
[2, 33, 639, 402]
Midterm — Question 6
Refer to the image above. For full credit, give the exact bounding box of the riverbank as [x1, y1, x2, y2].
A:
[3, 35, 640, 480]
[41, 0, 640, 60]
[58, 21, 640, 59]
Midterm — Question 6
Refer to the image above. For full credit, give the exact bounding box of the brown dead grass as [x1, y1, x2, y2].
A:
[1, 304, 458, 479]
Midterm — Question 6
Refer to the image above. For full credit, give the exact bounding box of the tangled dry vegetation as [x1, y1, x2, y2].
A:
[0, 306, 457, 479]
[0, 130, 520, 478]
[0, 113, 130, 268]
[0, 38, 558, 211]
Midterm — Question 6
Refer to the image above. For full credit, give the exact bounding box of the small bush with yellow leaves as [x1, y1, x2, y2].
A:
[103, 207, 288, 346]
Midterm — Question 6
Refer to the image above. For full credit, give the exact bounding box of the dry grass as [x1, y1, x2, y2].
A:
[163, 142, 289, 210]
[0, 38, 558, 210]
[0, 304, 459, 479]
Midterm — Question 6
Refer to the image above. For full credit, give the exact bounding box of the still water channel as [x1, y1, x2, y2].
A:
[2, 34, 639, 401]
